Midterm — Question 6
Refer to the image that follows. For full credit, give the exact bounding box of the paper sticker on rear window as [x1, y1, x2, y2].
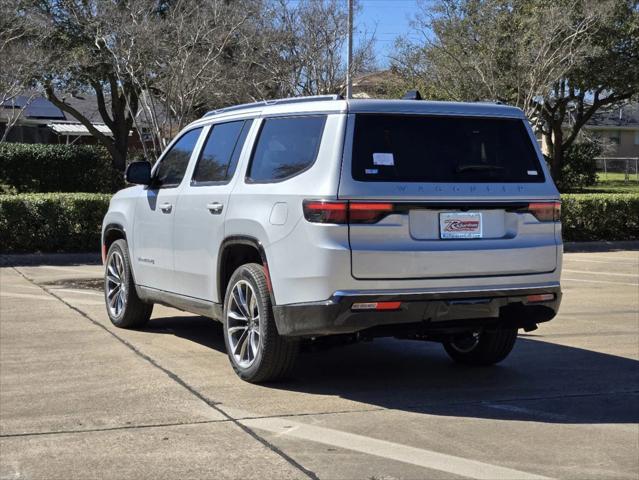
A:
[527, 170, 538, 176]
[365, 168, 378, 175]
[373, 153, 394, 166]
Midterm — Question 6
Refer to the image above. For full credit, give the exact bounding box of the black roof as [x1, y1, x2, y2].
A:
[2, 95, 65, 120]
[585, 102, 639, 128]
[1, 92, 168, 126]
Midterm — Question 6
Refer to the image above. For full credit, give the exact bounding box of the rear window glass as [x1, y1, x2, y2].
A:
[351, 114, 544, 183]
[247, 116, 326, 182]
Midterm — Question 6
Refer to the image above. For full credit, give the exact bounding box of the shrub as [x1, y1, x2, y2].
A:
[0, 193, 111, 253]
[561, 193, 639, 241]
[0, 143, 124, 193]
[555, 143, 601, 192]
[1, 192, 637, 253]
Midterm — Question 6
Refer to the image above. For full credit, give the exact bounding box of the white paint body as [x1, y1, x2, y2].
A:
[103, 98, 562, 313]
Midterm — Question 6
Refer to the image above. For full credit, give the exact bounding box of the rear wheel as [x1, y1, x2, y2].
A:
[443, 328, 517, 365]
[104, 239, 153, 328]
[223, 263, 299, 383]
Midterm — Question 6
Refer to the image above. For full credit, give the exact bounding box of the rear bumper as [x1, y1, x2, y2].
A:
[273, 283, 561, 337]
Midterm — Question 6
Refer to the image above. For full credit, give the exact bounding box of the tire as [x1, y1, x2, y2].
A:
[443, 328, 517, 365]
[104, 239, 153, 329]
[223, 263, 299, 383]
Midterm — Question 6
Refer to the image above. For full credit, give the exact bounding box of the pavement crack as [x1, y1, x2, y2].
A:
[233, 407, 385, 422]
[12, 267, 320, 480]
[0, 419, 227, 439]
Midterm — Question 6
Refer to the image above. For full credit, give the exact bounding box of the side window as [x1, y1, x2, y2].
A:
[155, 128, 202, 188]
[247, 116, 326, 183]
[191, 120, 252, 185]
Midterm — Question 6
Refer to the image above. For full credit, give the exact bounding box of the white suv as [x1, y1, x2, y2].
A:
[102, 95, 562, 382]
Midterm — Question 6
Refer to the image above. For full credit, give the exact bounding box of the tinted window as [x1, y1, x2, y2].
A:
[352, 115, 544, 183]
[155, 128, 202, 187]
[192, 120, 252, 184]
[248, 116, 326, 182]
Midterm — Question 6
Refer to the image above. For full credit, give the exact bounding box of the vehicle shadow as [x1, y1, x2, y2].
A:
[143, 314, 639, 425]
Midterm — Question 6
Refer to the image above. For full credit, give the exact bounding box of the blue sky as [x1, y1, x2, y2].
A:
[356, 0, 421, 67]
[287, 0, 422, 68]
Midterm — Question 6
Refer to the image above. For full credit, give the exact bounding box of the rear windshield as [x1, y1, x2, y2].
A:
[351, 114, 544, 183]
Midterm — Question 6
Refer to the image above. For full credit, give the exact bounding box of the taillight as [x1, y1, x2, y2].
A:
[303, 200, 348, 224]
[349, 202, 394, 223]
[527, 202, 561, 222]
[303, 200, 395, 224]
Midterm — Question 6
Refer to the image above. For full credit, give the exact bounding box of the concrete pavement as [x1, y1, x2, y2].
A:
[1, 249, 638, 479]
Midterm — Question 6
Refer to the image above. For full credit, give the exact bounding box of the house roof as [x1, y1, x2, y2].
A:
[2, 95, 65, 120]
[48, 122, 115, 136]
[585, 102, 639, 128]
[1, 91, 168, 129]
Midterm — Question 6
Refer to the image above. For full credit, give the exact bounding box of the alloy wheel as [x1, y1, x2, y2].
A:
[449, 331, 481, 353]
[226, 280, 261, 368]
[106, 251, 127, 317]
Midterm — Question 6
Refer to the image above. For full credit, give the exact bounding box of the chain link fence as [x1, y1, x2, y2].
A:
[595, 157, 639, 181]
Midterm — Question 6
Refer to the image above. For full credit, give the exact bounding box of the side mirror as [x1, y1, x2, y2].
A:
[125, 161, 152, 185]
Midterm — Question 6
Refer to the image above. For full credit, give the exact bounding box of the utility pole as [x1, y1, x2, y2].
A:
[346, 0, 353, 99]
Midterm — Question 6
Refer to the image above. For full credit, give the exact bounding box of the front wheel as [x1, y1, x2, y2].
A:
[104, 239, 153, 329]
[223, 263, 299, 383]
[443, 328, 517, 365]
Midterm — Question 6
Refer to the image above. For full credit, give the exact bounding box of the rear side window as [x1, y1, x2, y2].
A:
[352, 115, 544, 183]
[191, 120, 252, 185]
[247, 116, 326, 182]
[155, 128, 202, 188]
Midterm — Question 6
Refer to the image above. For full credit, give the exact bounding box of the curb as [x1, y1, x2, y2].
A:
[563, 241, 639, 253]
[0, 252, 101, 267]
[2, 241, 638, 267]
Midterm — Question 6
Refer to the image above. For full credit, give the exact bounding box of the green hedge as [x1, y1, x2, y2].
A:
[0, 192, 637, 253]
[0, 193, 111, 253]
[0, 143, 123, 193]
[561, 193, 639, 241]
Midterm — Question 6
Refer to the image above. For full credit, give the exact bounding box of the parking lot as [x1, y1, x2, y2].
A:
[1, 248, 638, 480]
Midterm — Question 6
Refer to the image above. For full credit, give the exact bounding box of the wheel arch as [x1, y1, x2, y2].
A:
[102, 223, 142, 289]
[103, 223, 127, 263]
[217, 236, 274, 305]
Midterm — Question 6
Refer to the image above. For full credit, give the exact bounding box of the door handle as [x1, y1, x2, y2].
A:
[206, 202, 224, 214]
[159, 202, 173, 214]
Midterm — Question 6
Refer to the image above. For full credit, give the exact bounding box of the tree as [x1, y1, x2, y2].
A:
[0, 2, 41, 142]
[17, 0, 146, 170]
[13, 0, 377, 166]
[392, 0, 639, 179]
[103, 0, 259, 160]
[259, 0, 376, 97]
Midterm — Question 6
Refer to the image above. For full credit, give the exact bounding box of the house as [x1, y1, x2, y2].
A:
[351, 70, 405, 99]
[579, 102, 639, 159]
[0, 92, 164, 148]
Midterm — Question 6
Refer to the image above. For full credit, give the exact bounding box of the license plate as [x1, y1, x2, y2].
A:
[439, 212, 483, 239]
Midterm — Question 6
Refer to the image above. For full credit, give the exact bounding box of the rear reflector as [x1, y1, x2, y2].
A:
[352, 301, 402, 311]
[527, 293, 555, 303]
[527, 202, 561, 222]
[303, 200, 395, 224]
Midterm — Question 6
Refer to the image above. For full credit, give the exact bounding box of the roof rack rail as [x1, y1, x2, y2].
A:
[203, 95, 343, 118]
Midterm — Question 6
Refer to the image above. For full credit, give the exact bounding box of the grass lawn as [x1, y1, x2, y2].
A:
[581, 172, 639, 193]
